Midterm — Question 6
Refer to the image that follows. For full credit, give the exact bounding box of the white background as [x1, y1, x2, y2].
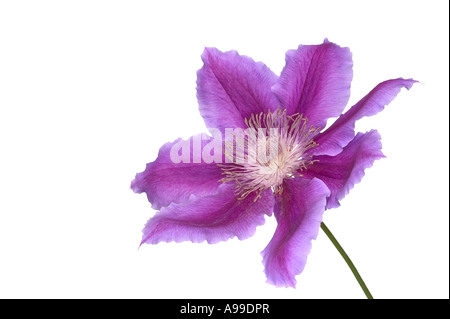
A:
[0, 0, 448, 299]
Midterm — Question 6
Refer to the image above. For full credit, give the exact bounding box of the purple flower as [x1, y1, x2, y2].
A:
[131, 40, 415, 288]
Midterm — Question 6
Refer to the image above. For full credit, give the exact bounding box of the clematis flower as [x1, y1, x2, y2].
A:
[131, 39, 415, 288]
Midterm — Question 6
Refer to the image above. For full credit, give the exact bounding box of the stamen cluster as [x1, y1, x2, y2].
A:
[219, 110, 319, 200]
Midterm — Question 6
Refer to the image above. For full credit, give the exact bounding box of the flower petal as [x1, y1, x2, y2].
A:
[140, 184, 275, 245]
[272, 39, 353, 129]
[196, 47, 279, 133]
[312, 78, 416, 156]
[131, 134, 224, 210]
[304, 130, 384, 209]
[261, 178, 330, 288]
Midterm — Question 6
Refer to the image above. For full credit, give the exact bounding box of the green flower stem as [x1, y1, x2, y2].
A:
[320, 222, 374, 299]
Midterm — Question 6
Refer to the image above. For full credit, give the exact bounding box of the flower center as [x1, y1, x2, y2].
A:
[219, 109, 319, 200]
